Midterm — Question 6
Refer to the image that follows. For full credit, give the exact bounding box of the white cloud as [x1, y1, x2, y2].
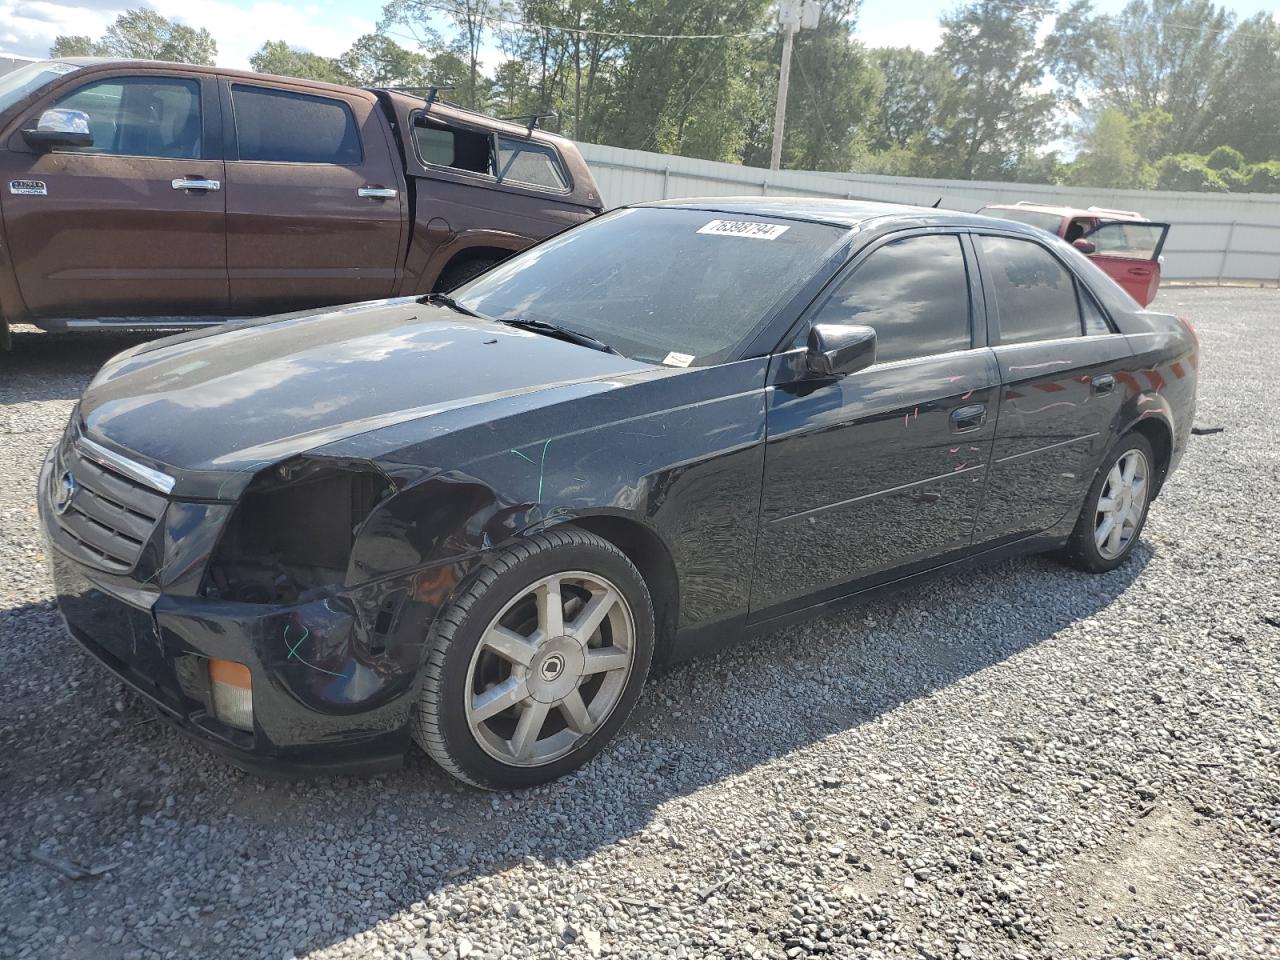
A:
[856, 18, 944, 53]
[0, 0, 377, 68]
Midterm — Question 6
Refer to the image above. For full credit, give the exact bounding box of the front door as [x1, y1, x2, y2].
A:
[1082, 221, 1170, 307]
[750, 232, 1000, 618]
[970, 233, 1133, 545]
[0, 72, 227, 318]
[223, 81, 404, 314]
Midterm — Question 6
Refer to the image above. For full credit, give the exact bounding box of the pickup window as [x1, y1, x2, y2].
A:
[412, 116, 569, 191]
[53, 76, 202, 160]
[231, 84, 361, 165]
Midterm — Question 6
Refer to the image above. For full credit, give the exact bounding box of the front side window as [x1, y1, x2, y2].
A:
[54, 76, 201, 159]
[809, 234, 971, 363]
[978, 235, 1082, 344]
[232, 85, 360, 164]
[495, 136, 568, 190]
[456, 207, 845, 366]
[1085, 222, 1166, 261]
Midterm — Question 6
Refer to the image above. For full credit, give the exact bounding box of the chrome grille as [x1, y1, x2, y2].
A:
[53, 442, 168, 574]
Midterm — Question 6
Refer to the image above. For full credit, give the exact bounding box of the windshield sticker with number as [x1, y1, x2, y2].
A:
[696, 219, 790, 240]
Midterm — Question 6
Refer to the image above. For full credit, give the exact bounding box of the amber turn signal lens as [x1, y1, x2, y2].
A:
[207, 659, 253, 731]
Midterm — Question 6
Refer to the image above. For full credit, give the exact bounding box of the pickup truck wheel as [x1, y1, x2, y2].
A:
[412, 529, 654, 790]
[436, 256, 500, 292]
[1062, 432, 1154, 573]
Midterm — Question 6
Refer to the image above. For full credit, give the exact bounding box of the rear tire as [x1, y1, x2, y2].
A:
[412, 529, 654, 790]
[435, 256, 501, 292]
[1062, 432, 1155, 573]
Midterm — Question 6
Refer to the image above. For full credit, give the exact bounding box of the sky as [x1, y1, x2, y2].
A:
[1, 0, 1276, 70]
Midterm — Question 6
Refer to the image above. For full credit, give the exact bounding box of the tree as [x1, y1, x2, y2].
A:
[930, 0, 1062, 180]
[1067, 108, 1144, 187]
[1200, 13, 1280, 162]
[865, 47, 951, 154]
[250, 42, 354, 84]
[1154, 153, 1228, 191]
[338, 34, 434, 88]
[52, 9, 217, 65]
[382, 0, 498, 108]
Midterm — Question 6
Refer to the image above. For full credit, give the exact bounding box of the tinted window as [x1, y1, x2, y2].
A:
[412, 120, 492, 174]
[978, 235, 1082, 344]
[55, 77, 201, 159]
[495, 136, 568, 190]
[457, 208, 844, 366]
[810, 234, 971, 363]
[1079, 285, 1112, 335]
[232, 85, 360, 164]
[978, 206, 1063, 235]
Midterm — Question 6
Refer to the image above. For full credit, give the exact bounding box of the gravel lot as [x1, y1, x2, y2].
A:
[1, 287, 1277, 960]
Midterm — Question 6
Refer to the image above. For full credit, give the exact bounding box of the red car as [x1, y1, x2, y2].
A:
[977, 203, 1169, 307]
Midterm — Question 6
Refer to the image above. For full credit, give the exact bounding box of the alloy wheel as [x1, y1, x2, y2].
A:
[1094, 448, 1149, 560]
[464, 571, 635, 767]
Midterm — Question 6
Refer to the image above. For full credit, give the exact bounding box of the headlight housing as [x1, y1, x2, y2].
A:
[202, 457, 393, 604]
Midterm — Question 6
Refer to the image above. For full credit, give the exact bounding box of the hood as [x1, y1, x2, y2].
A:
[79, 299, 651, 478]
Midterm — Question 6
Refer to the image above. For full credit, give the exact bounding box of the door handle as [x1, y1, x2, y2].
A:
[358, 186, 398, 199]
[1092, 374, 1116, 395]
[171, 178, 220, 191]
[950, 403, 986, 433]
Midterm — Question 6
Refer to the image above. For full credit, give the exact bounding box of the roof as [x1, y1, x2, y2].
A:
[637, 196, 1021, 231]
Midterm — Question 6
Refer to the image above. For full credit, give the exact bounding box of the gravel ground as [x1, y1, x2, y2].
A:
[1, 287, 1277, 960]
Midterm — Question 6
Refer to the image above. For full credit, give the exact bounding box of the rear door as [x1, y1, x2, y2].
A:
[222, 80, 404, 314]
[1083, 221, 1169, 307]
[0, 71, 227, 318]
[970, 233, 1132, 545]
[750, 231, 1000, 618]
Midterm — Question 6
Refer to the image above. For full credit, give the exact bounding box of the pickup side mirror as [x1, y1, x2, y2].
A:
[806, 323, 877, 378]
[22, 109, 93, 151]
[1071, 237, 1097, 255]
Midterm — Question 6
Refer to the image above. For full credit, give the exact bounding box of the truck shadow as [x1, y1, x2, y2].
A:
[0, 545, 1152, 957]
[0, 328, 165, 401]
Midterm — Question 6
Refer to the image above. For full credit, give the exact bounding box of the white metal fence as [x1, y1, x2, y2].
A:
[577, 142, 1280, 283]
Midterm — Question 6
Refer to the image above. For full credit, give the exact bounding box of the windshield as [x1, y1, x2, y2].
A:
[978, 206, 1064, 235]
[0, 61, 81, 115]
[455, 207, 846, 366]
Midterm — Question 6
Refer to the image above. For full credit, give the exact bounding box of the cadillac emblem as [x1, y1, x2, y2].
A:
[54, 471, 78, 515]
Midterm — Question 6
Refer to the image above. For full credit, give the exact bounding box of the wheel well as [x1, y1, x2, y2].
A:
[568, 516, 680, 663]
[1129, 418, 1173, 497]
[432, 247, 511, 291]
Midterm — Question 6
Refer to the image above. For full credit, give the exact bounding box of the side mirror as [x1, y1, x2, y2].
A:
[22, 109, 93, 150]
[1071, 237, 1096, 255]
[806, 323, 876, 378]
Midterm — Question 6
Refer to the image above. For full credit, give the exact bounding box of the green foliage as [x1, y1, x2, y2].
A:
[1241, 161, 1280, 193]
[1154, 154, 1229, 192]
[1205, 145, 1245, 171]
[1068, 108, 1142, 188]
[51, 8, 217, 65]
[338, 35, 434, 88]
[250, 41, 354, 84]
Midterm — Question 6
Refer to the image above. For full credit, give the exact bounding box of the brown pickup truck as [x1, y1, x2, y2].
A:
[0, 58, 604, 347]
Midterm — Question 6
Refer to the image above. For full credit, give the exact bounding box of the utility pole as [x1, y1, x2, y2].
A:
[769, 0, 820, 171]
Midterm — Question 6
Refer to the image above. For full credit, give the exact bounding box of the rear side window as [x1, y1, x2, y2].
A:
[413, 120, 493, 175]
[54, 76, 202, 159]
[809, 234, 972, 363]
[1079, 285, 1112, 335]
[495, 136, 568, 190]
[978, 235, 1081, 344]
[232, 85, 360, 164]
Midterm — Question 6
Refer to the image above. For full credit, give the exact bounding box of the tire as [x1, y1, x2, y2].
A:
[435, 256, 500, 292]
[1061, 432, 1156, 573]
[412, 528, 654, 789]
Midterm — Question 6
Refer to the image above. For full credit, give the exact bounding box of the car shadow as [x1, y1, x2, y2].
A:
[0, 544, 1153, 957]
[0, 327, 166, 401]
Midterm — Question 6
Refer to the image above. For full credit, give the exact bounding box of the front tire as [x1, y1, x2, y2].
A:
[412, 529, 654, 789]
[1062, 432, 1155, 573]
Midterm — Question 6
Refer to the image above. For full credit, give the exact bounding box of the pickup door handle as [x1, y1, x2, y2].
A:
[950, 403, 987, 433]
[1093, 374, 1116, 395]
[358, 186, 398, 199]
[171, 178, 220, 192]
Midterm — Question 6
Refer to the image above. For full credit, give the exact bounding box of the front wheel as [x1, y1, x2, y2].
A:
[1062, 432, 1155, 573]
[412, 529, 654, 789]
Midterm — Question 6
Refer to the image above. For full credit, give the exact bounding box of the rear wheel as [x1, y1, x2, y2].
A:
[1062, 433, 1154, 573]
[413, 529, 654, 789]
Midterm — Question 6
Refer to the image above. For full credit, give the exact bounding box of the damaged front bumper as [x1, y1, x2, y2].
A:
[38, 444, 440, 777]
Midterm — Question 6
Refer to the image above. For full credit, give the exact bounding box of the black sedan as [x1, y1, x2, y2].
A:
[39, 199, 1199, 788]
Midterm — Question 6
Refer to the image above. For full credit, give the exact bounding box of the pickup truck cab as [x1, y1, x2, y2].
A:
[0, 58, 604, 347]
[977, 202, 1169, 307]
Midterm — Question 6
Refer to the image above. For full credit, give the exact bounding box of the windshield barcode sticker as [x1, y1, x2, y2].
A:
[697, 219, 790, 240]
[662, 352, 695, 367]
